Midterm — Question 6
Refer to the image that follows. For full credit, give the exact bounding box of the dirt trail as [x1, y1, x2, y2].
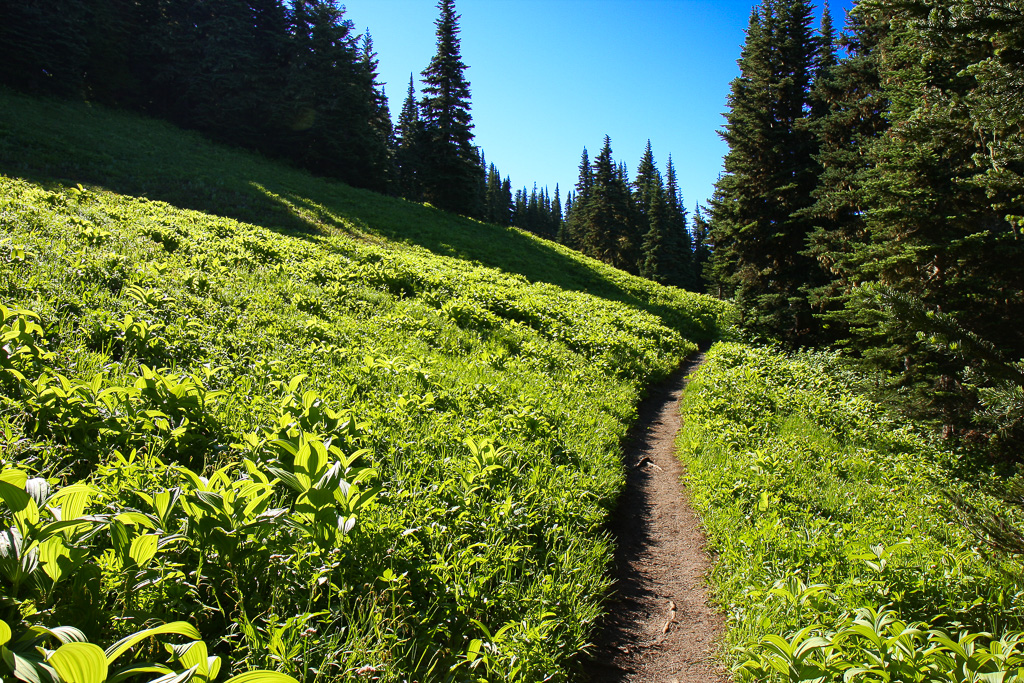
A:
[582, 351, 730, 683]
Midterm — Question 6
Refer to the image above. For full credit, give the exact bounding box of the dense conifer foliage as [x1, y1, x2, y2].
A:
[707, 0, 1024, 455]
[559, 138, 701, 287]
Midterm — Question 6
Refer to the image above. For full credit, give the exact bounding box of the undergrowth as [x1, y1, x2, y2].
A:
[679, 342, 1024, 681]
[0, 89, 734, 682]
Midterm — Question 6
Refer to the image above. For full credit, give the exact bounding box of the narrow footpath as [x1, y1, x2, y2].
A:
[583, 351, 731, 683]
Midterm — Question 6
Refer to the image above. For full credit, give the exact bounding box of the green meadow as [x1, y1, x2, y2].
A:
[679, 343, 1024, 681]
[0, 89, 733, 681]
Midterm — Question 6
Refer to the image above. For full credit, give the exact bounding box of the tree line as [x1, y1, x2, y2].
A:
[706, 0, 1024, 457]
[0, 0, 711, 289]
[0, 0, 488, 215]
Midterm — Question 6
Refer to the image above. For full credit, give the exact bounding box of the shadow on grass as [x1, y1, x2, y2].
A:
[0, 89, 724, 340]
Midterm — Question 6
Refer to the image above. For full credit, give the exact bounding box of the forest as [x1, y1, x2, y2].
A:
[1, 0, 1023, 680]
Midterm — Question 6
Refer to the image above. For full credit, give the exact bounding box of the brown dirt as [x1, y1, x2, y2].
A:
[581, 351, 731, 683]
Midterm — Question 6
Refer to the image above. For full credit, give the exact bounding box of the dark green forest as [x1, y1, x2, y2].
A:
[706, 0, 1024, 462]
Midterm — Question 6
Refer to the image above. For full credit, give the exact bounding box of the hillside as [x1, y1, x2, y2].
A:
[0, 88, 734, 681]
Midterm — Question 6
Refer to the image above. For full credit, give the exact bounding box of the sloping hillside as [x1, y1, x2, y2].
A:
[0, 89, 733, 681]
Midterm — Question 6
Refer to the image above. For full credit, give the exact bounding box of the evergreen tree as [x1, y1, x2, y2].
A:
[562, 148, 592, 250]
[805, 5, 889, 344]
[829, 0, 1024, 433]
[284, 0, 385, 189]
[639, 181, 670, 282]
[418, 0, 483, 216]
[664, 155, 694, 288]
[691, 205, 713, 295]
[707, 0, 822, 342]
[360, 32, 395, 193]
[551, 185, 563, 239]
[395, 74, 425, 201]
[582, 136, 635, 270]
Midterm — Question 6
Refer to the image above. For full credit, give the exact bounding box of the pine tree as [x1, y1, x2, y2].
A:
[419, 0, 483, 216]
[707, 0, 822, 342]
[805, 4, 889, 344]
[562, 148, 592, 250]
[395, 74, 425, 201]
[830, 0, 1024, 433]
[359, 32, 394, 193]
[285, 0, 384, 189]
[551, 185, 563, 239]
[691, 205, 713, 295]
[582, 136, 635, 270]
[664, 155, 694, 288]
[639, 181, 670, 282]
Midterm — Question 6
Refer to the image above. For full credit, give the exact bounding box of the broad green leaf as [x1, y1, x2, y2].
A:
[205, 657, 221, 682]
[104, 664, 172, 683]
[104, 622, 202, 664]
[173, 641, 208, 681]
[48, 642, 108, 683]
[0, 468, 28, 489]
[4, 648, 59, 683]
[128, 534, 159, 568]
[48, 485, 98, 522]
[39, 536, 71, 583]
[0, 618, 10, 647]
[223, 671, 300, 683]
[33, 624, 89, 644]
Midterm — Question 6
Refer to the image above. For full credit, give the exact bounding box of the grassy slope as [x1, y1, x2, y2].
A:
[0, 89, 733, 682]
[679, 343, 1024, 681]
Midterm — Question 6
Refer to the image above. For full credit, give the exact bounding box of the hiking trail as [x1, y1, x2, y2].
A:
[583, 350, 731, 683]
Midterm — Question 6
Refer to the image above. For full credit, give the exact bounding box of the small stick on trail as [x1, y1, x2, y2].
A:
[581, 350, 730, 682]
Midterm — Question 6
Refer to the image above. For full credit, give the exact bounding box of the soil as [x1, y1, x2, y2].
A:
[581, 351, 731, 683]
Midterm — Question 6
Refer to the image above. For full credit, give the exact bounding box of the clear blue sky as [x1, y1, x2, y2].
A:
[345, 0, 855, 215]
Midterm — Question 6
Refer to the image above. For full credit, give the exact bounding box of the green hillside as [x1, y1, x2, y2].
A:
[0, 89, 733, 681]
[680, 343, 1024, 681]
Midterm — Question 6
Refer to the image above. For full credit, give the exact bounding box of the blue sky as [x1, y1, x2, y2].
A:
[345, 0, 855, 215]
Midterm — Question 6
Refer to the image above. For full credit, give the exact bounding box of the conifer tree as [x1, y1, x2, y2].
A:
[360, 32, 394, 193]
[639, 181, 670, 282]
[562, 148, 592, 250]
[691, 205, 713, 295]
[582, 136, 635, 270]
[418, 0, 483, 216]
[395, 74, 425, 201]
[829, 0, 1024, 433]
[707, 0, 822, 342]
[551, 185, 563, 239]
[664, 156, 694, 289]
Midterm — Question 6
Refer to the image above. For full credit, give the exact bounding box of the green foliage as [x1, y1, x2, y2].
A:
[0, 89, 733, 680]
[679, 343, 1024, 681]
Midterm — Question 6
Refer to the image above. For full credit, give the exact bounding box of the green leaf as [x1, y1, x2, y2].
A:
[4, 648, 59, 683]
[104, 623, 202, 665]
[128, 535, 159, 568]
[48, 485, 98, 522]
[0, 619, 10, 647]
[39, 537, 71, 583]
[48, 642, 108, 683]
[104, 664, 172, 683]
[222, 672, 300, 683]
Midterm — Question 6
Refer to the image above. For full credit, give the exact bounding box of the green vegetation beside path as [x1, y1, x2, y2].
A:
[0, 89, 733, 681]
[679, 343, 1024, 681]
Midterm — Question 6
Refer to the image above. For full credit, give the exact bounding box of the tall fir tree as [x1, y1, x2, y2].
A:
[828, 0, 1024, 433]
[664, 155, 694, 289]
[707, 0, 823, 343]
[581, 136, 635, 270]
[418, 0, 483, 216]
[561, 148, 592, 250]
[691, 205, 713, 295]
[395, 74, 425, 202]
